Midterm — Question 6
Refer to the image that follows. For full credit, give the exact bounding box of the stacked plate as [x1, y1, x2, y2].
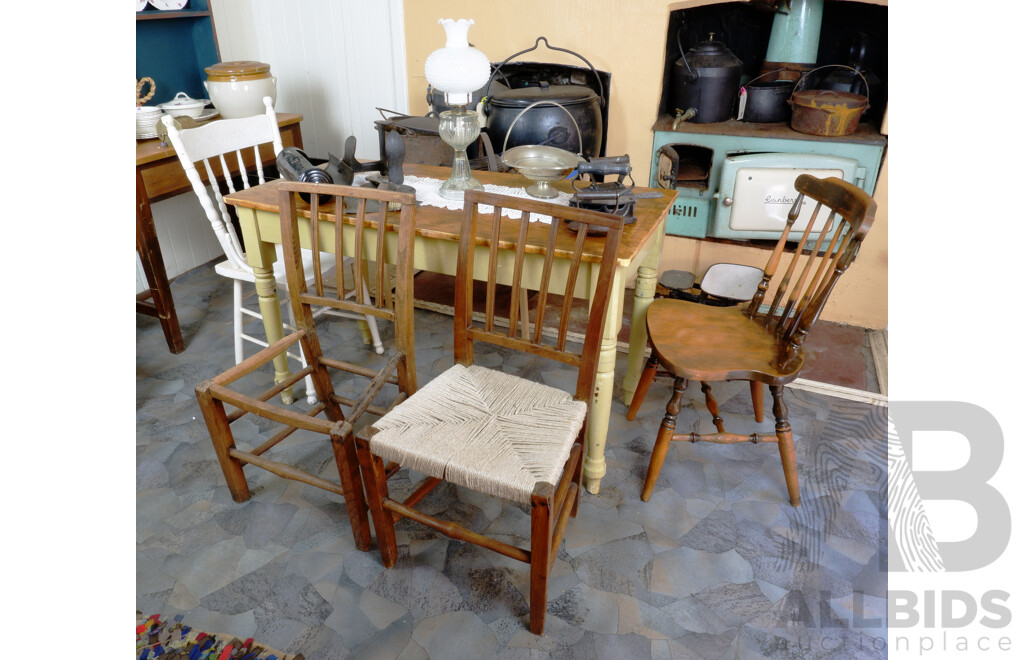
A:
[136, 106, 163, 140]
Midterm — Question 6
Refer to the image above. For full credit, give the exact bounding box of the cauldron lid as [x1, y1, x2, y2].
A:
[489, 84, 597, 108]
[378, 115, 440, 135]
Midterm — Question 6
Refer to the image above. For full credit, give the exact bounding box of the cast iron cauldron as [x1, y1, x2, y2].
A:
[739, 70, 796, 123]
[482, 37, 604, 159]
[671, 30, 742, 124]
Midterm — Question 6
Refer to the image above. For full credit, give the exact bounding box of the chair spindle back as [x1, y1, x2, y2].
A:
[163, 100, 284, 269]
[455, 190, 624, 402]
[745, 175, 876, 371]
[278, 182, 418, 393]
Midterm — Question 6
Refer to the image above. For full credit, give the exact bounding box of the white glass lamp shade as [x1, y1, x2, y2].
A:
[424, 18, 489, 106]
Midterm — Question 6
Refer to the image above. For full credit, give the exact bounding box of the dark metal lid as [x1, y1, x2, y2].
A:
[684, 37, 742, 71]
[489, 83, 597, 108]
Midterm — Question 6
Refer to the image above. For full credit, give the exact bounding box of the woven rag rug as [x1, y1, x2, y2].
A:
[136, 613, 304, 660]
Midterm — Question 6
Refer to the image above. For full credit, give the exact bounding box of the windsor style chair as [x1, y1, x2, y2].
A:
[164, 97, 385, 403]
[353, 190, 624, 635]
[627, 174, 876, 507]
[195, 182, 418, 549]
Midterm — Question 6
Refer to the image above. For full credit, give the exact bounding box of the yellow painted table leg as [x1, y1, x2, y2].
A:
[238, 206, 295, 405]
[621, 233, 663, 406]
[252, 266, 295, 405]
[584, 272, 625, 495]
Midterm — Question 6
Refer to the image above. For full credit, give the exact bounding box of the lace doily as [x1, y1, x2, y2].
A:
[403, 175, 573, 224]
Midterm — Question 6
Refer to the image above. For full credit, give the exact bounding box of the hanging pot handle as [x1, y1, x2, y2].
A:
[742, 68, 793, 88]
[501, 100, 583, 157]
[482, 36, 605, 112]
[791, 64, 870, 104]
[675, 23, 693, 76]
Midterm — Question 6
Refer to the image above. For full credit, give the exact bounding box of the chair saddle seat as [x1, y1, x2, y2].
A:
[646, 298, 804, 384]
[369, 364, 587, 505]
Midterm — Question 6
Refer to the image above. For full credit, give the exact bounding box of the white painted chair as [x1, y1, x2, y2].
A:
[163, 97, 384, 403]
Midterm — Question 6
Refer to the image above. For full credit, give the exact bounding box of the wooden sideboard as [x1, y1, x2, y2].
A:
[135, 113, 304, 353]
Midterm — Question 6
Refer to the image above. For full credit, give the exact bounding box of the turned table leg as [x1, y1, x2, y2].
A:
[584, 271, 625, 495]
[621, 239, 661, 405]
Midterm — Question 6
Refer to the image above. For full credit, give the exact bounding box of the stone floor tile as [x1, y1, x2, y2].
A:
[138, 262, 888, 659]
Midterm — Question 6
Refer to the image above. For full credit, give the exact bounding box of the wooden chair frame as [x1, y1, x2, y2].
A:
[626, 175, 876, 507]
[195, 182, 418, 549]
[354, 190, 624, 634]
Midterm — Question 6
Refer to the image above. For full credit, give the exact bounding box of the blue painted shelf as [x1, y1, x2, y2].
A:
[136, 0, 220, 107]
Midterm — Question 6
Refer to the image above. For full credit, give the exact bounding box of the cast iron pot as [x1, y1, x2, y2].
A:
[482, 37, 604, 159]
[788, 65, 870, 137]
[739, 70, 795, 123]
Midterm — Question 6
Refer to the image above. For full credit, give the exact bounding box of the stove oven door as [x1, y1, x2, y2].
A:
[710, 153, 861, 241]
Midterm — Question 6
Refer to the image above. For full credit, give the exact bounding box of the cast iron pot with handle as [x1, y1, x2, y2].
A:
[788, 65, 870, 137]
[738, 69, 796, 123]
[482, 36, 605, 160]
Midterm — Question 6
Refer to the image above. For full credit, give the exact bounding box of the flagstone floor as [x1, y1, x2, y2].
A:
[137, 262, 888, 659]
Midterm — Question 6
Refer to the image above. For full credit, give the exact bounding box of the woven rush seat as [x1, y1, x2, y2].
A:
[369, 364, 587, 505]
[354, 189, 625, 635]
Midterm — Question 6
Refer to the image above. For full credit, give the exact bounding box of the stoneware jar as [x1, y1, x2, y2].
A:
[203, 61, 278, 119]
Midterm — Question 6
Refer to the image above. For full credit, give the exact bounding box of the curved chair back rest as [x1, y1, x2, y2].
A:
[455, 190, 624, 403]
[278, 182, 418, 394]
[163, 97, 283, 270]
[745, 174, 877, 371]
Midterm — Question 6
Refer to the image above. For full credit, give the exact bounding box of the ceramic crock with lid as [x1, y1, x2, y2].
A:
[158, 92, 209, 118]
[203, 60, 278, 119]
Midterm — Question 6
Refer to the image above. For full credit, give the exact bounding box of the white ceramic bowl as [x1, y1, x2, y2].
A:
[158, 92, 209, 118]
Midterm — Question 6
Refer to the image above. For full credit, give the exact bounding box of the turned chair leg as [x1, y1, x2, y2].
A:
[770, 385, 800, 507]
[641, 377, 687, 501]
[750, 381, 764, 423]
[700, 381, 725, 433]
[626, 353, 659, 421]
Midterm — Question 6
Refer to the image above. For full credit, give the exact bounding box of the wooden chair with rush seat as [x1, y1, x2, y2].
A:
[626, 174, 876, 507]
[194, 182, 418, 550]
[353, 190, 624, 635]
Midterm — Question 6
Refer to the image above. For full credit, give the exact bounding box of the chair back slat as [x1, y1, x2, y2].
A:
[251, 146, 265, 186]
[456, 190, 624, 402]
[507, 209, 531, 338]
[779, 213, 843, 340]
[765, 200, 819, 328]
[278, 182, 418, 392]
[373, 201, 390, 310]
[557, 230, 588, 352]
[531, 220, 561, 345]
[485, 207, 502, 333]
[744, 175, 876, 371]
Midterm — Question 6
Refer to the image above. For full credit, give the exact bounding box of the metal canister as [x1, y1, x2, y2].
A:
[276, 147, 333, 203]
[671, 33, 743, 123]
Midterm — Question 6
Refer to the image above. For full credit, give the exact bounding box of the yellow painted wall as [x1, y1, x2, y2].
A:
[404, 0, 888, 329]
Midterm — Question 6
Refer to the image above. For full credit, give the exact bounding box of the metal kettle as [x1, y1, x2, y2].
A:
[671, 30, 743, 124]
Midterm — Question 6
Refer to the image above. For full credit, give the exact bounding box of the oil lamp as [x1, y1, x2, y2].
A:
[424, 18, 490, 200]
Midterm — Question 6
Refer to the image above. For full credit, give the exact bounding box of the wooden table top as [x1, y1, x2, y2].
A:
[135, 113, 303, 168]
[224, 164, 677, 266]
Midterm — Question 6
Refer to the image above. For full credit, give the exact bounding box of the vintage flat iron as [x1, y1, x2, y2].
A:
[567, 155, 660, 235]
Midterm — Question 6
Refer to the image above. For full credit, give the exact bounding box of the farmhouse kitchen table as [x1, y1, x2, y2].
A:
[224, 164, 675, 494]
[135, 113, 304, 353]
